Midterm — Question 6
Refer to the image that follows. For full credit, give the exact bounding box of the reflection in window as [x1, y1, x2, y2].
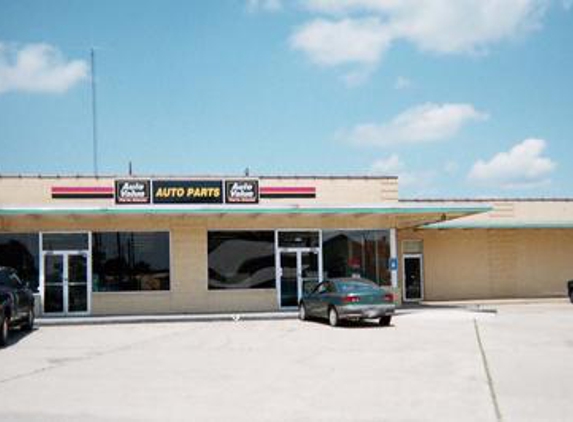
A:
[92, 232, 170, 292]
[322, 230, 391, 286]
[0, 233, 39, 292]
[42, 233, 89, 251]
[278, 231, 319, 248]
[208, 231, 275, 289]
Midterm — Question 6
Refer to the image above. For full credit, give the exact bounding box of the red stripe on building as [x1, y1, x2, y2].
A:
[260, 187, 316, 194]
[52, 186, 114, 194]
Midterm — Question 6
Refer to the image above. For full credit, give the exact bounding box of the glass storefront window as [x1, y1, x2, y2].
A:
[92, 232, 170, 292]
[0, 233, 40, 292]
[322, 230, 391, 286]
[208, 231, 275, 289]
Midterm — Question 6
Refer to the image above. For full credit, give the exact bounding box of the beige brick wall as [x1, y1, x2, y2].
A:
[2, 213, 395, 315]
[0, 176, 398, 207]
[399, 228, 573, 300]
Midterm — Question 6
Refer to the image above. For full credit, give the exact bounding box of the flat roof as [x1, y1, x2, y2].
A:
[0, 174, 398, 180]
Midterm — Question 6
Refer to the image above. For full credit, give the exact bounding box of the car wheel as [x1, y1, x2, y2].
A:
[299, 302, 308, 321]
[379, 315, 392, 327]
[22, 308, 34, 332]
[0, 316, 8, 347]
[328, 307, 339, 327]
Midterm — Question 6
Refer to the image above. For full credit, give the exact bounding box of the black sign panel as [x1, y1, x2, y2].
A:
[225, 180, 259, 204]
[115, 180, 151, 204]
[152, 180, 223, 204]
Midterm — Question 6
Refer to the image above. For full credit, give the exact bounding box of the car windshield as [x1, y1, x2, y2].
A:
[335, 280, 380, 293]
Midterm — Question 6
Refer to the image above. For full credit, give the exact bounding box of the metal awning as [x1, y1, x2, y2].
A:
[425, 220, 573, 229]
[0, 203, 491, 229]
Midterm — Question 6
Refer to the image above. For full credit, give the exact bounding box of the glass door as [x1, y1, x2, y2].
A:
[278, 249, 321, 308]
[44, 254, 65, 313]
[279, 251, 298, 307]
[403, 255, 423, 301]
[42, 252, 89, 315]
[67, 254, 88, 313]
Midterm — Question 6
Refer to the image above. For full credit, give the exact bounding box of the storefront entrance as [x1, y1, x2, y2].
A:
[276, 231, 322, 308]
[403, 254, 423, 301]
[278, 250, 320, 307]
[43, 252, 90, 314]
[40, 233, 91, 315]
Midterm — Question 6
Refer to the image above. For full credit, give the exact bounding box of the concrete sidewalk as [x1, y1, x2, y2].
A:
[34, 299, 514, 327]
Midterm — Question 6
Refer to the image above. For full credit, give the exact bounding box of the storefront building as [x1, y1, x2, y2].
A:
[0, 175, 570, 317]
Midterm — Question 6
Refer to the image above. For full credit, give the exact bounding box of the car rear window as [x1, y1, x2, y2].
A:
[335, 280, 380, 293]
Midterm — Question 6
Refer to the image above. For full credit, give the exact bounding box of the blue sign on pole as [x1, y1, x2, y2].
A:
[389, 257, 398, 271]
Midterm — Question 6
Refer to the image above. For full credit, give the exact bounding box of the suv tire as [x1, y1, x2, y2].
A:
[0, 315, 8, 347]
[22, 308, 34, 332]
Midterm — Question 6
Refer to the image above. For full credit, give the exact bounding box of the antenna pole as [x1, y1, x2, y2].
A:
[90, 48, 99, 176]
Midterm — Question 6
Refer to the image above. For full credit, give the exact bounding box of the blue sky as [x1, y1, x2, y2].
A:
[0, 0, 572, 198]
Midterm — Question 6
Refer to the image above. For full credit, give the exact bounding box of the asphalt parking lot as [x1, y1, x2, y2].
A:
[1, 302, 572, 422]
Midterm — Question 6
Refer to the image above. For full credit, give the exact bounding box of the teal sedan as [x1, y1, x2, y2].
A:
[299, 278, 395, 327]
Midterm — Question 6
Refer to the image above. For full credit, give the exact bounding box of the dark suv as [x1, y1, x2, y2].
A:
[568, 280, 573, 304]
[0, 267, 35, 347]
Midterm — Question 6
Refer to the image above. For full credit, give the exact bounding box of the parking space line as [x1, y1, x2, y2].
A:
[474, 318, 503, 422]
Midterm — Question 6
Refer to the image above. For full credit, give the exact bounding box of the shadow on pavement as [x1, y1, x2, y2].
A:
[2, 327, 38, 348]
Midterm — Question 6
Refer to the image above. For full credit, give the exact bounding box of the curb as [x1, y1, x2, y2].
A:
[36, 312, 300, 327]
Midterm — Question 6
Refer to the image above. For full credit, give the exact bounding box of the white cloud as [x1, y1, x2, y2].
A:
[0, 42, 88, 94]
[369, 154, 435, 189]
[370, 153, 404, 174]
[247, 0, 282, 12]
[468, 138, 556, 188]
[292, 0, 548, 79]
[394, 75, 412, 90]
[290, 17, 391, 66]
[342, 103, 488, 146]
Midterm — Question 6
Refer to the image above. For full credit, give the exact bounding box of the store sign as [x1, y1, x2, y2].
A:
[225, 180, 259, 204]
[115, 180, 151, 204]
[152, 180, 223, 204]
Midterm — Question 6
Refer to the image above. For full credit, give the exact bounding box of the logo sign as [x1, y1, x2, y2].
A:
[115, 180, 151, 204]
[152, 180, 223, 204]
[225, 180, 259, 204]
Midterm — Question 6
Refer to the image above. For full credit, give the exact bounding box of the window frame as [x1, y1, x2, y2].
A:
[91, 230, 172, 294]
[321, 229, 391, 286]
[207, 230, 277, 291]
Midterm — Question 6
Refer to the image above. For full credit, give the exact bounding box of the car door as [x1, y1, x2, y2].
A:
[303, 284, 320, 316]
[8, 272, 29, 319]
[313, 281, 332, 318]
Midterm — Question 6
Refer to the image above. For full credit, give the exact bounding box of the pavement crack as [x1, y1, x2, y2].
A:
[474, 318, 503, 422]
[0, 325, 200, 386]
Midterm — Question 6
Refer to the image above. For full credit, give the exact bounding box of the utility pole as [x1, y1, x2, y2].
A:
[90, 48, 99, 176]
